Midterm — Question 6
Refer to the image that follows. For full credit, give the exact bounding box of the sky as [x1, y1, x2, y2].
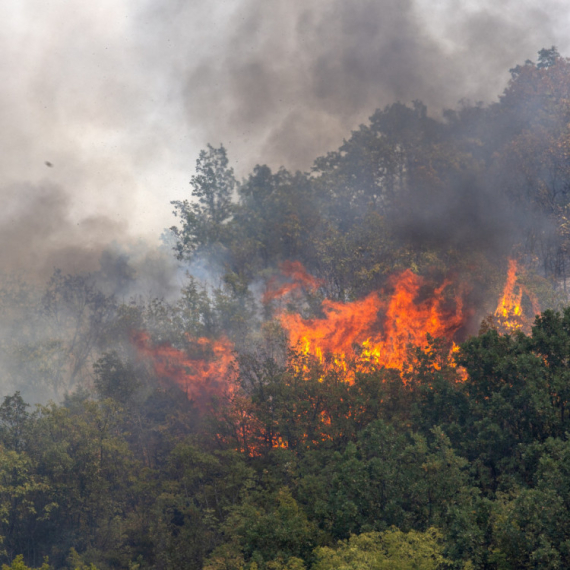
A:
[1, 0, 570, 277]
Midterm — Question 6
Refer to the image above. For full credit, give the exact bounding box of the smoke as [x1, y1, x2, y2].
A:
[390, 171, 516, 258]
[137, 0, 570, 173]
[1, 0, 569, 269]
[0, 182, 125, 278]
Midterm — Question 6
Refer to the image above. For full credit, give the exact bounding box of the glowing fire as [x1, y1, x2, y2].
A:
[263, 260, 323, 303]
[493, 259, 540, 333]
[279, 269, 467, 377]
[131, 331, 236, 401]
[130, 260, 539, 409]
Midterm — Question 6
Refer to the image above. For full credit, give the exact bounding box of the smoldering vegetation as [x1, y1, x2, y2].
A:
[0, 245, 182, 404]
[1, 47, 569, 407]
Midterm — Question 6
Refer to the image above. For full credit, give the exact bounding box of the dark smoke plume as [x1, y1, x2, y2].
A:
[2, 0, 569, 269]
[138, 0, 570, 172]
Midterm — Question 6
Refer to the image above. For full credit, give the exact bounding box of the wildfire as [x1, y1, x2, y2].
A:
[493, 259, 540, 333]
[279, 269, 468, 377]
[129, 260, 539, 409]
[263, 260, 323, 303]
[131, 331, 236, 401]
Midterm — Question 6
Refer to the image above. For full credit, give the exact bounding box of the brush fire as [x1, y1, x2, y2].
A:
[131, 259, 539, 397]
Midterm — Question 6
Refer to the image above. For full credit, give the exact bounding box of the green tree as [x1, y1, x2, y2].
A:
[1, 555, 51, 570]
[206, 488, 316, 569]
[171, 145, 236, 259]
[0, 393, 30, 452]
[312, 527, 452, 570]
[93, 352, 140, 405]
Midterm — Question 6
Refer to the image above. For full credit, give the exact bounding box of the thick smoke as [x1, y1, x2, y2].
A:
[0, 182, 125, 278]
[2, 0, 569, 266]
[138, 0, 570, 172]
[391, 172, 517, 259]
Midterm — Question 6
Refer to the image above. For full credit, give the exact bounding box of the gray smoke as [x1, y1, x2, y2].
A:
[1, 0, 569, 275]
[137, 0, 570, 172]
[0, 182, 125, 278]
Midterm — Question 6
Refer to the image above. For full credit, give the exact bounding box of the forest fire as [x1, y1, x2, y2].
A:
[493, 259, 540, 333]
[130, 261, 539, 397]
[279, 269, 468, 377]
[263, 260, 323, 303]
[131, 331, 236, 401]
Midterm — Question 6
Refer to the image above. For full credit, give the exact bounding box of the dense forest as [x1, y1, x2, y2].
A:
[2, 48, 570, 569]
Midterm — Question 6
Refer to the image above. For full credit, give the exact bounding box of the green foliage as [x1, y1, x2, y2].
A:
[0, 393, 30, 452]
[312, 528, 451, 570]
[456, 308, 570, 489]
[171, 145, 236, 258]
[1, 555, 51, 570]
[94, 352, 139, 404]
[206, 487, 316, 570]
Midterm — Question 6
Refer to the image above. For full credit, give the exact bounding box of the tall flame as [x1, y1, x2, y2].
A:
[129, 260, 539, 407]
[493, 259, 540, 333]
[279, 269, 467, 375]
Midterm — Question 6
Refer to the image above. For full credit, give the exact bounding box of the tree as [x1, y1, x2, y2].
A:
[312, 527, 452, 570]
[206, 487, 316, 569]
[0, 393, 30, 452]
[93, 352, 140, 405]
[171, 145, 236, 259]
[537, 46, 560, 69]
[1, 555, 51, 570]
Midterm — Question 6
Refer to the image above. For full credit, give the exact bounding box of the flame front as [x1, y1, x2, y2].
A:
[279, 269, 467, 377]
[130, 261, 538, 410]
[126, 261, 543, 456]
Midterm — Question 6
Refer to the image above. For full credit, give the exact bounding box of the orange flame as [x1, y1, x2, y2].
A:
[130, 260, 538, 418]
[279, 269, 467, 377]
[493, 259, 540, 333]
[263, 261, 323, 303]
[131, 331, 236, 401]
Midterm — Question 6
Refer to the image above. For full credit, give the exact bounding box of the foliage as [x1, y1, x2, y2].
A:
[312, 527, 451, 570]
[1, 555, 51, 570]
[171, 145, 236, 259]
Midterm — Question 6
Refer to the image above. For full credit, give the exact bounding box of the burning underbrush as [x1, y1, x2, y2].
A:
[130, 331, 236, 403]
[279, 269, 469, 379]
[129, 259, 540, 416]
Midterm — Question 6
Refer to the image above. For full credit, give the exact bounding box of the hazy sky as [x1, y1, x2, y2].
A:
[2, 0, 570, 276]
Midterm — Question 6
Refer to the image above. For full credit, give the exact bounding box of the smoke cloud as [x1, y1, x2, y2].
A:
[138, 0, 570, 172]
[1, 0, 569, 269]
